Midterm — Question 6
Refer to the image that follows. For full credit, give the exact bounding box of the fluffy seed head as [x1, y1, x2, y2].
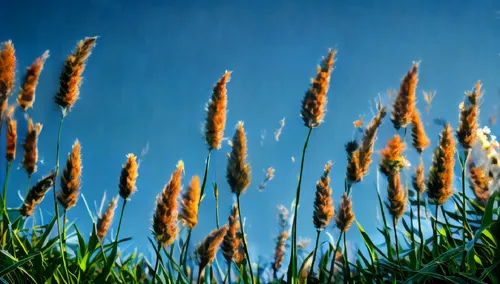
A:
[227, 121, 251, 195]
[196, 225, 229, 270]
[0, 41, 16, 97]
[313, 161, 334, 230]
[412, 159, 426, 195]
[386, 172, 407, 220]
[411, 110, 430, 153]
[427, 123, 456, 205]
[272, 230, 289, 273]
[119, 154, 139, 199]
[301, 49, 336, 128]
[205, 71, 230, 150]
[221, 204, 241, 262]
[391, 62, 418, 130]
[468, 163, 490, 206]
[96, 196, 118, 240]
[17, 51, 49, 110]
[22, 118, 43, 175]
[21, 171, 56, 216]
[457, 81, 482, 149]
[57, 139, 82, 210]
[179, 175, 201, 230]
[379, 135, 407, 176]
[335, 193, 355, 232]
[54, 37, 97, 112]
[5, 106, 16, 162]
[153, 161, 184, 247]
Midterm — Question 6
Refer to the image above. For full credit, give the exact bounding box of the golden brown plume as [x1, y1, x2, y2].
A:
[468, 163, 490, 206]
[119, 154, 139, 199]
[227, 121, 251, 195]
[221, 204, 241, 262]
[57, 139, 82, 210]
[0, 40, 16, 97]
[301, 49, 336, 128]
[205, 71, 230, 150]
[22, 118, 43, 176]
[313, 161, 334, 230]
[179, 175, 200, 230]
[54, 37, 97, 112]
[5, 106, 16, 162]
[272, 230, 289, 274]
[335, 193, 355, 232]
[391, 62, 418, 130]
[379, 134, 407, 176]
[386, 172, 407, 220]
[196, 225, 229, 270]
[457, 81, 482, 149]
[411, 110, 430, 153]
[153, 161, 184, 247]
[96, 196, 118, 240]
[427, 123, 455, 205]
[21, 171, 56, 216]
[412, 158, 426, 195]
[17, 51, 49, 110]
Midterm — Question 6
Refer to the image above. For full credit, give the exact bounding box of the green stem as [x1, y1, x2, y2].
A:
[393, 217, 400, 266]
[343, 232, 349, 283]
[180, 229, 192, 275]
[2, 162, 11, 217]
[198, 149, 212, 207]
[62, 209, 67, 259]
[115, 199, 127, 243]
[308, 230, 321, 280]
[210, 265, 215, 284]
[236, 194, 255, 284]
[434, 204, 439, 256]
[224, 261, 231, 284]
[197, 264, 205, 284]
[417, 192, 424, 265]
[461, 150, 469, 271]
[152, 241, 162, 284]
[327, 231, 343, 284]
[288, 127, 313, 284]
[24, 175, 31, 200]
[214, 183, 219, 229]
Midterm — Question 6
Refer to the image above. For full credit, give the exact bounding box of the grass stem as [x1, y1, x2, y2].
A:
[152, 241, 162, 284]
[2, 162, 11, 215]
[327, 231, 343, 283]
[236, 194, 255, 284]
[308, 229, 321, 281]
[461, 150, 469, 271]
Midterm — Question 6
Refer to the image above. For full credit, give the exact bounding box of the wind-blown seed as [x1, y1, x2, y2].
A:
[17, 51, 49, 110]
[119, 154, 139, 200]
[5, 106, 16, 162]
[427, 123, 455, 205]
[411, 110, 430, 153]
[226, 121, 251, 195]
[179, 175, 201, 230]
[196, 225, 228, 270]
[57, 139, 82, 210]
[96, 196, 118, 240]
[205, 71, 230, 150]
[335, 193, 355, 232]
[21, 171, 56, 216]
[22, 118, 43, 176]
[313, 161, 334, 230]
[457, 81, 482, 149]
[221, 204, 241, 262]
[391, 62, 419, 130]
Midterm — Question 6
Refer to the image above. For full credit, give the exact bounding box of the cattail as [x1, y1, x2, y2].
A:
[335, 193, 355, 232]
[119, 154, 139, 199]
[205, 71, 230, 150]
[196, 225, 229, 270]
[411, 110, 430, 153]
[391, 62, 418, 130]
[427, 124, 456, 205]
[221, 204, 241, 262]
[21, 171, 56, 216]
[457, 81, 482, 149]
[152, 161, 184, 247]
[54, 37, 97, 111]
[272, 230, 289, 273]
[96, 196, 118, 240]
[468, 163, 490, 206]
[17, 51, 49, 110]
[386, 172, 407, 220]
[227, 121, 251, 195]
[179, 175, 201, 230]
[313, 161, 334, 230]
[379, 135, 407, 176]
[301, 49, 336, 128]
[22, 118, 43, 175]
[57, 139, 82, 210]
[412, 159, 426, 195]
[0, 41, 16, 97]
[5, 106, 16, 162]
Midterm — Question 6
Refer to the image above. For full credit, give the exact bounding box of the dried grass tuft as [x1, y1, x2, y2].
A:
[57, 139, 82, 210]
[226, 121, 251, 195]
[196, 225, 228, 270]
[221, 204, 241, 262]
[391, 62, 418, 130]
[17, 51, 49, 110]
[179, 175, 200, 230]
[313, 161, 334, 230]
[22, 118, 43, 175]
[5, 106, 16, 162]
[96, 196, 119, 240]
[21, 171, 56, 216]
[335, 193, 355, 232]
[205, 71, 230, 150]
[457, 81, 482, 149]
[119, 154, 139, 200]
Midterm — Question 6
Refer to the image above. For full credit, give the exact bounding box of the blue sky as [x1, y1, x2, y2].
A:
[1, 0, 499, 273]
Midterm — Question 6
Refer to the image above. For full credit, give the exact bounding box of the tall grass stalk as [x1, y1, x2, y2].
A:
[236, 194, 255, 284]
[115, 199, 127, 245]
[2, 162, 11, 213]
[417, 191, 424, 264]
[24, 175, 31, 199]
[180, 229, 192, 274]
[308, 229, 321, 279]
[152, 241, 162, 284]
[214, 183, 220, 229]
[327, 231, 343, 283]
[288, 127, 312, 283]
[393, 217, 400, 266]
[343, 232, 349, 283]
[198, 150, 212, 205]
[460, 150, 469, 270]
[433, 204, 439, 256]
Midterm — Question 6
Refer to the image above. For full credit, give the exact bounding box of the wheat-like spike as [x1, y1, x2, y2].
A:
[205, 71, 230, 150]
[468, 163, 490, 206]
[226, 121, 251, 195]
[386, 172, 407, 221]
[22, 118, 43, 175]
[0, 41, 16, 97]
[313, 161, 334, 230]
[17, 51, 49, 110]
[5, 106, 16, 162]
[179, 175, 200, 230]
[335, 192, 355, 232]
[272, 230, 289, 273]
[119, 154, 139, 200]
[301, 49, 336, 128]
[196, 225, 229, 270]
[412, 158, 426, 195]
[457, 81, 482, 149]
[411, 110, 430, 153]
[57, 139, 82, 210]
[96, 196, 118, 240]
[221, 204, 241, 262]
[21, 171, 56, 216]
[152, 160, 184, 247]
[54, 37, 97, 111]
[391, 62, 418, 130]
[427, 123, 455, 205]
[233, 242, 246, 266]
[379, 134, 407, 176]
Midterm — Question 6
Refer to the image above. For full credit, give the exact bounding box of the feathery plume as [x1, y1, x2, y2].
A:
[386, 172, 407, 220]
[277, 204, 289, 230]
[379, 135, 408, 176]
[301, 49, 336, 128]
[21, 171, 56, 216]
[335, 193, 355, 232]
[22, 118, 43, 175]
[272, 230, 289, 273]
[457, 81, 482, 149]
[0, 40, 16, 97]
[152, 161, 184, 247]
[411, 110, 430, 153]
[5, 106, 16, 162]
[196, 225, 229, 270]
[227, 121, 251, 195]
[179, 175, 201, 230]
[119, 154, 139, 200]
[427, 124, 456, 205]
[96, 196, 118, 240]
[233, 242, 246, 266]
[57, 139, 82, 210]
[54, 37, 97, 111]
[391, 62, 419, 130]
[221, 204, 241, 262]
[468, 163, 490, 206]
[313, 161, 334, 230]
[17, 51, 49, 110]
[205, 71, 230, 150]
[412, 159, 426, 195]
